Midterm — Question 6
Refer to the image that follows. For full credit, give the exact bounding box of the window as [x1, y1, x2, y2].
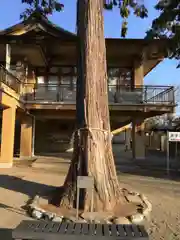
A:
[61, 76, 71, 85]
[60, 66, 77, 91]
[37, 76, 46, 93]
[74, 67, 77, 75]
[48, 76, 58, 91]
[61, 76, 76, 91]
[49, 67, 58, 74]
[35, 66, 77, 92]
[108, 67, 132, 92]
[60, 67, 73, 75]
[37, 76, 45, 84]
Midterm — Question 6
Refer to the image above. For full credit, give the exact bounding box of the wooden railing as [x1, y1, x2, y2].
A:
[0, 66, 175, 106]
[22, 83, 175, 105]
[0, 65, 22, 93]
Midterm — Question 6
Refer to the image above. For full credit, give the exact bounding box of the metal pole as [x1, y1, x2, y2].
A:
[175, 141, 178, 160]
[32, 116, 35, 157]
[76, 187, 79, 220]
[90, 188, 94, 213]
[125, 129, 127, 151]
[167, 131, 170, 176]
[90, 188, 94, 223]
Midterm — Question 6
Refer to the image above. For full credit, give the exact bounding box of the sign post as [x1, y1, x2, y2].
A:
[175, 141, 178, 160]
[76, 176, 94, 220]
[167, 132, 180, 175]
[167, 131, 170, 176]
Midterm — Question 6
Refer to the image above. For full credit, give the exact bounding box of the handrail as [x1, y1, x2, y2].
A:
[0, 65, 21, 83]
[146, 86, 174, 102]
[22, 83, 175, 105]
[0, 65, 22, 93]
[23, 83, 174, 88]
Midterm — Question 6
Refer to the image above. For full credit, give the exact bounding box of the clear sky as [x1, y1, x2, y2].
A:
[0, 0, 179, 110]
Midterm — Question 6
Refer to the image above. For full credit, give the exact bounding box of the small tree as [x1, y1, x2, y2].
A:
[21, 0, 148, 211]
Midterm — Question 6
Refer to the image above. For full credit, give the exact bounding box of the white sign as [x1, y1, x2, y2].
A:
[77, 176, 94, 189]
[168, 132, 180, 142]
[76, 176, 94, 219]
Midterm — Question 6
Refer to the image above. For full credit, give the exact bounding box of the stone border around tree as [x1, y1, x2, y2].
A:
[26, 190, 152, 224]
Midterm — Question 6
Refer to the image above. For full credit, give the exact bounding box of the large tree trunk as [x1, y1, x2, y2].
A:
[53, 0, 124, 212]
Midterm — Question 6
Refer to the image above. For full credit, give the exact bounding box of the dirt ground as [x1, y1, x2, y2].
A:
[0, 157, 180, 240]
[120, 174, 180, 240]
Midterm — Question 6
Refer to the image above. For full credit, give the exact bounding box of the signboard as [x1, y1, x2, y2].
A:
[76, 176, 94, 219]
[166, 131, 179, 176]
[77, 176, 94, 189]
[168, 132, 180, 142]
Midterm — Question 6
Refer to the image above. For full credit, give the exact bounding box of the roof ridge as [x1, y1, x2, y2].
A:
[0, 12, 76, 38]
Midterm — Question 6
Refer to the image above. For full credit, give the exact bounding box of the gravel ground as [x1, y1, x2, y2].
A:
[0, 162, 180, 240]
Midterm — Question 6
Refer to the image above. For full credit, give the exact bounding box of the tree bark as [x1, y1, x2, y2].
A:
[53, 0, 124, 212]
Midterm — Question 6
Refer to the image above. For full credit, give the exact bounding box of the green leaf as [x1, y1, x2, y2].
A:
[121, 21, 128, 37]
[104, 2, 113, 10]
[147, 0, 180, 67]
[54, 2, 64, 11]
[21, 0, 148, 38]
[113, 0, 118, 6]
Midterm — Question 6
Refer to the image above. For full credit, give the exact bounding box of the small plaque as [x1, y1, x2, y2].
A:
[77, 176, 94, 189]
[168, 132, 180, 142]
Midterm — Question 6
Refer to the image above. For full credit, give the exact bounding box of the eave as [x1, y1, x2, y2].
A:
[0, 14, 76, 40]
[0, 15, 170, 75]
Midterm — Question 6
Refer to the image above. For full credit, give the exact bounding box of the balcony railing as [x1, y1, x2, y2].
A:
[23, 84, 175, 105]
[0, 65, 22, 93]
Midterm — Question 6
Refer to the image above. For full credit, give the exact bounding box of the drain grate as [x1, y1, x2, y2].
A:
[12, 220, 149, 239]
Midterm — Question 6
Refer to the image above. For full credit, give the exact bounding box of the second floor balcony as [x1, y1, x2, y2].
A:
[23, 83, 175, 106]
[0, 65, 175, 109]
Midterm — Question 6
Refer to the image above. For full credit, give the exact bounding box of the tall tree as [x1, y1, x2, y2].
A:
[146, 0, 180, 67]
[22, 0, 148, 211]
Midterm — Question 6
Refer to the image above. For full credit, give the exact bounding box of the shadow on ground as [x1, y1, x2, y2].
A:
[116, 162, 180, 181]
[115, 149, 180, 181]
[0, 175, 56, 198]
[0, 203, 26, 216]
[0, 228, 12, 240]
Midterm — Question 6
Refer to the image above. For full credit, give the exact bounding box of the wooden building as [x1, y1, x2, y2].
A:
[0, 14, 175, 167]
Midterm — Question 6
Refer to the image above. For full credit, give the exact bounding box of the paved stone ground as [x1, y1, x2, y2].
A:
[0, 151, 180, 239]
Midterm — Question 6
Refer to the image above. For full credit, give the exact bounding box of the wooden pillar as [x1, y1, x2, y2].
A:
[125, 129, 131, 150]
[0, 107, 16, 168]
[132, 118, 145, 160]
[6, 44, 11, 71]
[20, 116, 33, 158]
[25, 66, 36, 96]
[133, 57, 144, 86]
